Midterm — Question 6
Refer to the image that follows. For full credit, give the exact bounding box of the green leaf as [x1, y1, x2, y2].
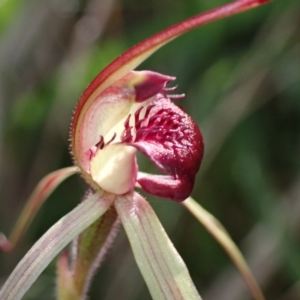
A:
[114, 192, 201, 300]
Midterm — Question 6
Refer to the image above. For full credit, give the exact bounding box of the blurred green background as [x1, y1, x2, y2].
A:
[0, 0, 300, 299]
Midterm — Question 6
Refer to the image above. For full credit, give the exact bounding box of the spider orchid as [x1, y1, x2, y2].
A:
[73, 70, 203, 201]
[0, 1, 271, 300]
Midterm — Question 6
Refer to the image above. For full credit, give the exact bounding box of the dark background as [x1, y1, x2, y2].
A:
[0, 0, 300, 299]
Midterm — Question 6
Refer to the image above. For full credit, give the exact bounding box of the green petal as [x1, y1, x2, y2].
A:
[0, 192, 115, 300]
[115, 192, 201, 300]
[183, 197, 265, 300]
[0, 166, 78, 252]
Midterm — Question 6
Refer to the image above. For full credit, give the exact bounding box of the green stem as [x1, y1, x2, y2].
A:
[71, 206, 119, 298]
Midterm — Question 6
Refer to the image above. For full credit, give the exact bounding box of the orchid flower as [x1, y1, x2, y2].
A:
[74, 70, 203, 201]
[0, 1, 271, 300]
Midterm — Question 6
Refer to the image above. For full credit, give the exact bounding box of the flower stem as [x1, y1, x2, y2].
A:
[71, 206, 119, 298]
